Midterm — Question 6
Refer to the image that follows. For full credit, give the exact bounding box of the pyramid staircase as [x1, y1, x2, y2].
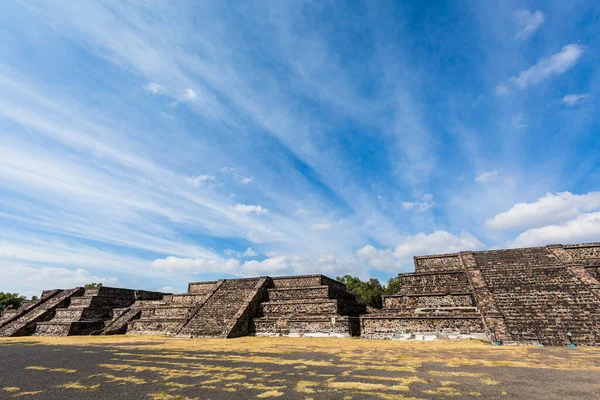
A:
[360, 269, 487, 340]
[101, 299, 166, 335]
[127, 282, 220, 335]
[0, 288, 85, 337]
[252, 275, 366, 337]
[34, 287, 164, 336]
[176, 277, 271, 338]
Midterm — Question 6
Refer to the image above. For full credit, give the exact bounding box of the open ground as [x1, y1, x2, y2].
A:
[0, 336, 599, 400]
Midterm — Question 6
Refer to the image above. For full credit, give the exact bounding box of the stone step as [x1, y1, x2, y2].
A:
[35, 320, 105, 336]
[0, 288, 85, 337]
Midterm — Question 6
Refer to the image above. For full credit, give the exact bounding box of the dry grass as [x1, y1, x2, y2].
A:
[12, 391, 43, 397]
[57, 381, 100, 390]
[89, 373, 146, 385]
[24, 366, 76, 373]
[3, 335, 598, 372]
[256, 390, 284, 398]
[4, 335, 600, 399]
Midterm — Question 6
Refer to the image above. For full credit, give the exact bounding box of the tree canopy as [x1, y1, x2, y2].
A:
[336, 275, 404, 309]
[0, 292, 27, 310]
[84, 283, 103, 289]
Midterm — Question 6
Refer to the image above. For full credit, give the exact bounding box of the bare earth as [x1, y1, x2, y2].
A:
[0, 336, 599, 400]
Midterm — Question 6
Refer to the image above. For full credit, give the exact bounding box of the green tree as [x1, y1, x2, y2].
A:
[84, 283, 103, 289]
[385, 276, 402, 294]
[336, 275, 384, 309]
[0, 292, 27, 310]
[31, 295, 39, 301]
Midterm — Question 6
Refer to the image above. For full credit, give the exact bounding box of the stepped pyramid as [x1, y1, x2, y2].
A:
[127, 281, 221, 335]
[361, 243, 600, 345]
[0, 289, 84, 337]
[252, 275, 366, 337]
[35, 287, 164, 336]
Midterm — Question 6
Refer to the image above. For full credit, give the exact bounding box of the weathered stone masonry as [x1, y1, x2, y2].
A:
[2, 242, 599, 345]
[362, 242, 600, 346]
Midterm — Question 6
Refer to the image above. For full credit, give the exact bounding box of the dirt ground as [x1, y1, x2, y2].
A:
[0, 336, 599, 399]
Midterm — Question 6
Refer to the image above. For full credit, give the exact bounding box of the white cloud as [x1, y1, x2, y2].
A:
[185, 174, 217, 187]
[475, 170, 499, 183]
[242, 256, 289, 276]
[496, 45, 584, 94]
[236, 175, 253, 184]
[401, 193, 435, 212]
[220, 167, 253, 184]
[234, 203, 269, 215]
[151, 256, 240, 274]
[511, 113, 528, 130]
[224, 247, 259, 257]
[514, 10, 545, 39]
[486, 191, 600, 230]
[0, 264, 119, 298]
[310, 222, 331, 230]
[357, 231, 485, 272]
[562, 94, 588, 106]
[183, 88, 197, 100]
[509, 212, 600, 248]
[156, 286, 174, 292]
[144, 82, 164, 94]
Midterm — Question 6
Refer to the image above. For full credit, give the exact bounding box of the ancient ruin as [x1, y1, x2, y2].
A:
[361, 242, 600, 346]
[1, 242, 599, 346]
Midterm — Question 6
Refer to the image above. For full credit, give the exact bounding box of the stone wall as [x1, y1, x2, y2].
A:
[414, 254, 462, 273]
[369, 243, 600, 345]
[252, 274, 365, 337]
[384, 294, 475, 309]
[35, 287, 164, 336]
[360, 316, 486, 340]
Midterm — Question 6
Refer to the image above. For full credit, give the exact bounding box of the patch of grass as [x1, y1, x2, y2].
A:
[423, 387, 463, 397]
[148, 392, 198, 400]
[163, 382, 196, 389]
[57, 382, 100, 390]
[12, 391, 43, 397]
[480, 377, 500, 385]
[25, 366, 48, 371]
[24, 366, 76, 373]
[328, 381, 409, 392]
[440, 381, 460, 386]
[428, 371, 488, 378]
[50, 368, 77, 373]
[256, 390, 284, 398]
[89, 373, 146, 385]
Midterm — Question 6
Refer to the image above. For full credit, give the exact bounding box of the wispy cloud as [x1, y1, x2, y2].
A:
[562, 94, 588, 106]
[225, 247, 259, 257]
[185, 174, 217, 187]
[514, 10, 545, 39]
[475, 170, 499, 184]
[496, 45, 584, 94]
[233, 204, 269, 215]
[145, 82, 164, 94]
[401, 193, 435, 212]
[183, 88, 198, 100]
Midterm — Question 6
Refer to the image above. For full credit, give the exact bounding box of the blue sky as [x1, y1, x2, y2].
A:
[1, 1, 599, 297]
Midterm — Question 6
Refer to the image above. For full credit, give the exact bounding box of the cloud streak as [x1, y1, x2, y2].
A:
[496, 45, 583, 94]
